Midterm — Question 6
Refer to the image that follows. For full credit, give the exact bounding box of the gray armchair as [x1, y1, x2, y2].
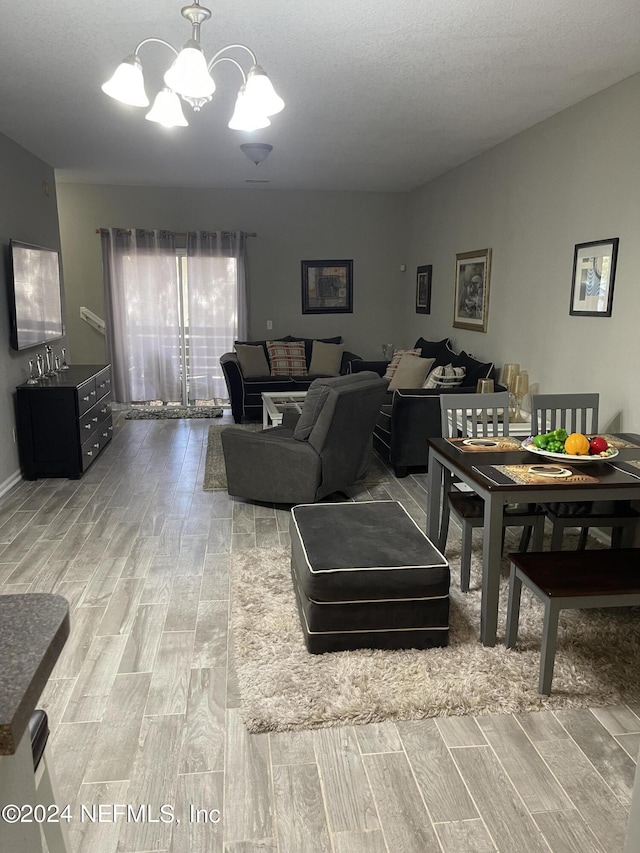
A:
[221, 372, 388, 504]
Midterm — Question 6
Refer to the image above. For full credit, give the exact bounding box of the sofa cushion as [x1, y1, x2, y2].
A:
[423, 363, 466, 389]
[283, 335, 343, 367]
[267, 340, 308, 376]
[388, 355, 435, 391]
[414, 337, 452, 361]
[309, 340, 344, 376]
[383, 348, 421, 381]
[449, 350, 494, 386]
[234, 344, 270, 378]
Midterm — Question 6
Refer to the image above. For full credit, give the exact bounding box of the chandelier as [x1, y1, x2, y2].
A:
[101, 1, 284, 130]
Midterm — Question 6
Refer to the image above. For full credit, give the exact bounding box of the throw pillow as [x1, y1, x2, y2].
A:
[266, 340, 307, 376]
[293, 383, 332, 441]
[383, 348, 421, 381]
[308, 340, 344, 376]
[414, 337, 452, 360]
[388, 355, 435, 391]
[234, 344, 270, 378]
[423, 363, 467, 389]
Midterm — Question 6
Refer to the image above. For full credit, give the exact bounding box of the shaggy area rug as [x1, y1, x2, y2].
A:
[126, 405, 223, 420]
[203, 423, 262, 490]
[230, 535, 640, 733]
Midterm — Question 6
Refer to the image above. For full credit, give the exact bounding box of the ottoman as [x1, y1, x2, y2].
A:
[290, 500, 450, 653]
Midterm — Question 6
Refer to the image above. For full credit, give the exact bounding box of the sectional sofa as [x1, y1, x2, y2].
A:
[350, 337, 499, 476]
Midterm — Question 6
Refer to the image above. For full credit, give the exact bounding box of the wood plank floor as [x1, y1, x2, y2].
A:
[1, 413, 637, 853]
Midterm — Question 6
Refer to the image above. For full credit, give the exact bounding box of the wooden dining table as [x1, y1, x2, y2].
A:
[426, 433, 640, 646]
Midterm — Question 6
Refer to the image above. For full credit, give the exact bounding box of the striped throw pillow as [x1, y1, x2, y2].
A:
[266, 341, 308, 376]
[423, 363, 466, 389]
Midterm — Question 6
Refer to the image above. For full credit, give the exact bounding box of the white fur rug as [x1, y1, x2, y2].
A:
[230, 535, 640, 732]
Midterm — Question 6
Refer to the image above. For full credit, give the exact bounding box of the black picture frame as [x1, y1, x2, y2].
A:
[416, 265, 432, 314]
[301, 259, 353, 314]
[569, 238, 619, 317]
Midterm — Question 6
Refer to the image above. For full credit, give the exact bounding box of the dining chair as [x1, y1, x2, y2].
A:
[438, 392, 545, 592]
[531, 392, 640, 549]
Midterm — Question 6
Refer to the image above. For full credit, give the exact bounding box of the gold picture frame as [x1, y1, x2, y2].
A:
[453, 248, 491, 332]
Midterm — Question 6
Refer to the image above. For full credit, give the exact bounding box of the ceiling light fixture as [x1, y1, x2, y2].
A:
[240, 143, 273, 165]
[101, 1, 284, 131]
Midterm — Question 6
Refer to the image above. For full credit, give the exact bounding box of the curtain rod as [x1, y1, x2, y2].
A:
[95, 228, 256, 237]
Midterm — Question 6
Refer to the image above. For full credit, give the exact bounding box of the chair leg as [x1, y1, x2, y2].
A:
[460, 522, 473, 592]
[539, 601, 561, 695]
[505, 563, 522, 648]
[611, 527, 624, 549]
[550, 520, 564, 551]
[532, 514, 546, 550]
[577, 527, 589, 550]
[517, 524, 532, 553]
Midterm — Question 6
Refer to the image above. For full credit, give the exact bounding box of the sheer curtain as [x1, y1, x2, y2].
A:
[186, 230, 248, 402]
[101, 228, 181, 403]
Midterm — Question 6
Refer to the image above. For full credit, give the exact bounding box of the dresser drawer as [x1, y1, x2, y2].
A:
[77, 378, 97, 416]
[81, 417, 112, 472]
[95, 367, 112, 401]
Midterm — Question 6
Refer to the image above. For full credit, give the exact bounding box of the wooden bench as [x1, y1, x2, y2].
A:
[505, 549, 640, 694]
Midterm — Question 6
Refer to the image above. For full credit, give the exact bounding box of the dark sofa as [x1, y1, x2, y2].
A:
[220, 335, 361, 423]
[351, 337, 499, 476]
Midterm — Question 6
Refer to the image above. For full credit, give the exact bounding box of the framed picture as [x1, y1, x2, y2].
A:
[301, 259, 353, 314]
[569, 238, 619, 317]
[453, 248, 491, 332]
[416, 265, 432, 314]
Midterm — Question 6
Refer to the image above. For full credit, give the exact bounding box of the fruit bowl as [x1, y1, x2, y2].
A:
[522, 437, 619, 463]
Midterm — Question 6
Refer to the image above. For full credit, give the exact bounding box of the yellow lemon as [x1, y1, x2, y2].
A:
[564, 433, 590, 455]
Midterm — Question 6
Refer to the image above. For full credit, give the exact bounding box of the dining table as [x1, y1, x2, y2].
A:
[426, 432, 640, 646]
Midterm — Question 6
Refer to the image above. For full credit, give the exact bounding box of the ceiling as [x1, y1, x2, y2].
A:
[1, 0, 639, 192]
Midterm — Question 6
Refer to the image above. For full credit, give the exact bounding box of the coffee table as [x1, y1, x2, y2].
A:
[261, 391, 307, 427]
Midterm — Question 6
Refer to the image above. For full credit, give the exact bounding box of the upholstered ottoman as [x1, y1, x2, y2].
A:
[290, 500, 450, 653]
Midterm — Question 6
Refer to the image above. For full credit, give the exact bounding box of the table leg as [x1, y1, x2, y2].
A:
[480, 494, 505, 646]
[426, 454, 443, 544]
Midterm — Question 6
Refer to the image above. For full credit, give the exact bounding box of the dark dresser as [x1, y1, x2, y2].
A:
[16, 364, 113, 479]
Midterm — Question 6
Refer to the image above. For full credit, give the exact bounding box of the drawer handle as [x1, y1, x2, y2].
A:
[93, 442, 100, 449]
[92, 417, 98, 422]
[86, 450, 93, 457]
[101, 407, 109, 414]
[91, 390, 97, 397]
[83, 423, 91, 430]
[98, 382, 106, 389]
[108, 425, 113, 431]
[83, 395, 90, 401]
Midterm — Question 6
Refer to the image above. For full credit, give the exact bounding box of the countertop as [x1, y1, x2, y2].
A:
[0, 594, 70, 754]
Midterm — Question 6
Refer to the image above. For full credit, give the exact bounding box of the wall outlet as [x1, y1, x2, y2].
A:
[266, 320, 273, 330]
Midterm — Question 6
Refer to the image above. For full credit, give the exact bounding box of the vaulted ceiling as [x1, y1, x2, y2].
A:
[1, 0, 639, 191]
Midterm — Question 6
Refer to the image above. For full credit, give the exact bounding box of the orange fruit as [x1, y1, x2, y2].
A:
[564, 432, 590, 455]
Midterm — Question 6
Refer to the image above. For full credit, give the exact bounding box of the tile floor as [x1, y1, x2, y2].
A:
[0, 412, 637, 852]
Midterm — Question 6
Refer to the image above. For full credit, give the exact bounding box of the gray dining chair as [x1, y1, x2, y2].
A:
[531, 392, 640, 549]
[438, 392, 544, 592]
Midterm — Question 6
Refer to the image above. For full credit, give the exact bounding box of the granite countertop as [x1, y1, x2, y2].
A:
[0, 594, 70, 755]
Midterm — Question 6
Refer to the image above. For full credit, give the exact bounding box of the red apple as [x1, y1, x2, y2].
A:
[589, 436, 608, 455]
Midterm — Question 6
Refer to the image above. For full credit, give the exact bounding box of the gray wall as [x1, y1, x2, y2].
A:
[403, 73, 640, 432]
[0, 132, 65, 488]
[56, 184, 408, 365]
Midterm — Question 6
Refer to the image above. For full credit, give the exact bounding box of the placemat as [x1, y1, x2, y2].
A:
[446, 436, 524, 452]
[612, 459, 640, 479]
[473, 464, 600, 486]
[599, 434, 640, 449]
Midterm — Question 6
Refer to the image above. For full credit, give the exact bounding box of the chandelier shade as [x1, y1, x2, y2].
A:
[145, 88, 189, 127]
[101, 55, 149, 108]
[101, 1, 284, 130]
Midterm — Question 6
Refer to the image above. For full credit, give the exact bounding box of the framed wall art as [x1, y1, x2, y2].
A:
[416, 265, 432, 314]
[453, 248, 491, 332]
[301, 259, 353, 314]
[569, 238, 619, 317]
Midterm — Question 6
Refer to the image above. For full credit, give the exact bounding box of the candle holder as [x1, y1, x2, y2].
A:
[44, 346, 56, 377]
[36, 353, 44, 379]
[27, 359, 39, 384]
[381, 343, 395, 362]
[512, 371, 529, 423]
[60, 347, 69, 370]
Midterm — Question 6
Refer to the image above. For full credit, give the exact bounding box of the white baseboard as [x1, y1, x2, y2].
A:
[0, 469, 22, 498]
